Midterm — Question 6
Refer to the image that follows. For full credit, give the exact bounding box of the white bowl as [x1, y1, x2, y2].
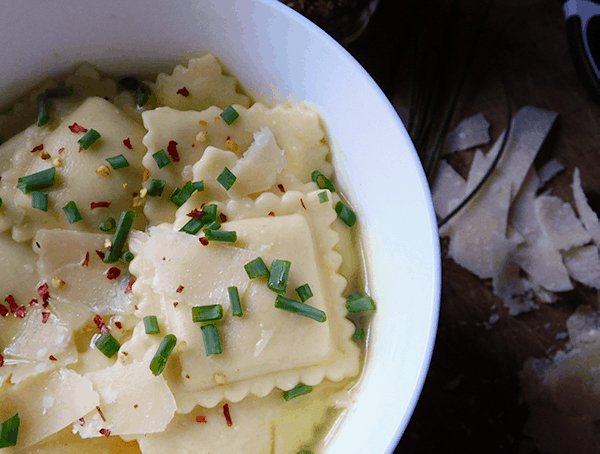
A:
[0, 1, 440, 452]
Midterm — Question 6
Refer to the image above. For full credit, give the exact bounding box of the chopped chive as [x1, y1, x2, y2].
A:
[170, 181, 196, 207]
[192, 304, 224, 323]
[275, 295, 326, 322]
[147, 179, 166, 197]
[353, 327, 366, 340]
[283, 383, 313, 401]
[311, 170, 336, 192]
[345, 293, 376, 313]
[0, 413, 20, 448]
[202, 204, 218, 223]
[228, 286, 243, 316]
[95, 332, 121, 358]
[100, 217, 116, 232]
[0, 198, 3, 209]
[144, 315, 160, 334]
[45, 87, 73, 98]
[104, 211, 136, 263]
[204, 229, 236, 242]
[31, 191, 49, 211]
[297, 452, 314, 454]
[136, 83, 152, 107]
[63, 201, 82, 224]
[192, 180, 204, 192]
[244, 257, 269, 279]
[201, 324, 222, 356]
[106, 154, 130, 170]
[179, 218, 205, 235]
[17, 167, 56, 194]
[152, 149, 170, 169]
[335, 201, 357, 227]
[318, 191, 329, 203]
[149, 334, 177, 376]
[268, 260, 291, 294]
[203, 221, 221, 231]
[37, 94, 50, 127]
[217, 167, 236, 190]
[121, 251, 134, 262]
[295, 284, 313, 302]
[220, 106, 239, 125]
[78, 129, 101, 150]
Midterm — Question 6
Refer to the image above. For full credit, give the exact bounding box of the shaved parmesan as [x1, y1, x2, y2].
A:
[562, 245, 600, 290]
[534, 195, 590, 251]
[446, 112, 491, 152]
[431, 159, 467, 232]
[572, 167, 600, 245]
[538, 159, 565, 186]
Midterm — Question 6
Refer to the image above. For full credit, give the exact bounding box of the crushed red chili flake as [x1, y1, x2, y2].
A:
[176, 285, 184, 293]
[29, 298, 38, 306]
[96, 406, 106, 422]
[82, 252, 90, 267]
[173, 302, 179, 308]
[68, 123, 88, 133]
[176, 87, 190, 97]
[219, 213, 228, 223]
[200, 237, 209, 246]
[0, 354, 3, 367]
[94, 315, 110, 335]
[125, 278, 135, 294]
[0, 304, 8, 318]
[96, 250, 106, 260]
[277, 184, 286, 193]
[134, 305, 139, 310]
[40, 152, 51, 160]
[301, 198, 307, 210]
[167, 140, 180, 162]
[192, 143, 195, 147]
[123, 138, 133, 149]
[91, 201, 111, 210]
[268, 211, 275, 216]
[37, 283, 50, 307]
[42, 312, 51, 324]
[5, 295, 18, 313]
[49, 355, 57, 361]
[58, 147, 65, 154]
[15, 306, 26, 319]
[106, 267, 121, 280]
[187, 209, 205, 219]
[79, 417, 85, 426]
[114, 321, 123, 329]
[99, 428, 111, 437]
[31, 144, 44, 153]
[223, 403, 233, 427]
[78, 145, 84, 153]
[196, 416, 207, 423]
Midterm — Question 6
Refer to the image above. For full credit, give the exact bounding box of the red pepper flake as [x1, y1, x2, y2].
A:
[173, 302, 179, 308]
[29, 298, 38, 306]
[200, 237, 209, 246]
[268, 211, 275, 216]
[219, 213, 228, 223]
[176, 285, 184, 293]
[0, 354, 3, 367]
[48, 355, 57, 361]
[196, 415, 207, 423]
[96, 406, 106, 422]
[0, 304, 8, 318]
[192, 143, 195, 147]
[123, 138, 133, 150]
[99, 428, 111, 437]
[300, 198, 307, 210]
[167, 140, 180, 162]
[31, 144, 44, 153]
[37, 283, 50, 307]
[187, 209, 205, 219]
[42, 311, 51, 324]
[82, 252, 90, 267]
[125, 279, 135, 294]
[91, 201, 111, 210]
[15, 306, 26, 319]
[94, 315, 110, 335]
[5, 295, 18, 313]
[40, 152, 51, 160]
[58, 147, 65, 154]
[96, 250, 106, 261]
[176, 87, 190, 97]
[79, 417, 85, 426]
[223, 403, 233, 427]
[114, 321, 123, 329]
[68, 123, 88, 133]
[277, 184, 286, 193]
[134, 305, 139, 311]
[106, 267, 121, 280]
[78, 145, 84, 153]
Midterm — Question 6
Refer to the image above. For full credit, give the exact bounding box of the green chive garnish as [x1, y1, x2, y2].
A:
[104, 211, 136, 263]
[149, 334, 177, 376]
[170, 181, 196, 207]
[201, 324, 222, 356]
[268, 260, 291, 294]
[203, 204, 218, 222]
[297, 452, 314, 454]
[180, 218, 205, 235]
[121, 251, 134, 262]
[78, 129, 101, 150]
[144, 315, 160, 334]
[152, 149, 170, 169]
[244, 257, 269, 279]
[345, 293, 376, 313]
[100, 217, 116, 232]
[95, 332, 121, 358]
[204, 229, 236, 242]
[275, 295, 326, 323]
[147, 179, 166, 197]
[0, 198, 3, 209]
[295, 284, 313, 302]
[335, 201, 357, 227]
[283, 383, 313, 401]
[311, 170, 336, 192]
[37, 94, 50, 127]
[220, 106, 239, 125]
[204, 221, 221, 231]
[353, 327, 366, 340]
[45, 87, 73, 98]
[106, 154, 130, 170]
[63, 201, 82, 224]
[0, 413, 20, 448]
[228, 286, 243, 316]
[318, 191, 329, 203]
[17, 167, 56, 194]
[217, 167, 236, 190]
[31, 191, 49, 211]
[136, 83, 152, 107]
[192, 180, 204, 192]
[192, 304, 224, 323]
